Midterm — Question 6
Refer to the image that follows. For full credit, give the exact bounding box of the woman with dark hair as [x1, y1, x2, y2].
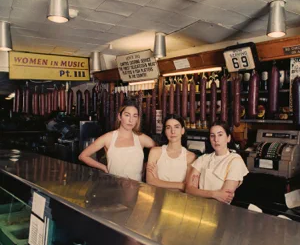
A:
[79, 100, 155, 181]
[186, 121, 248, 203]
[146, 114, 196, 191]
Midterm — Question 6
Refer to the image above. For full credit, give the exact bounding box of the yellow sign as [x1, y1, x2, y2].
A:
[9, 51, 90, 81]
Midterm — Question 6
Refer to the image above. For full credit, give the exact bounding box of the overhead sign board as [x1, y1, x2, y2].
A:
[9, 51, 90, 81]
[223, 42, 259, 72]
[116, 50, 159, 82]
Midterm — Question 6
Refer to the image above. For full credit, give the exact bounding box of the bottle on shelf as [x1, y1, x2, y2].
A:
[260, 71, 268, 91]
[243, 73, 250, 92]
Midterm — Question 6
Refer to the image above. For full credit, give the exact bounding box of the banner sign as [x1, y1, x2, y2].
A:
[9, 51, 90, 81]
[116, 50, 159, 82]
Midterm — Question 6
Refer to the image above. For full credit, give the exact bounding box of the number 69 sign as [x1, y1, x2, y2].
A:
[223, 43, 259, 73]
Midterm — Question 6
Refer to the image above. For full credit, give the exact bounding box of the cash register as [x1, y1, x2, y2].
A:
[247, 130, 300, 178]
[232, 130, 300, 221]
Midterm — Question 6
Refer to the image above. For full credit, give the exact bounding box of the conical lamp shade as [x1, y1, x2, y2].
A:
[267, 0, 286, 38]
[0, 22, 12, 51]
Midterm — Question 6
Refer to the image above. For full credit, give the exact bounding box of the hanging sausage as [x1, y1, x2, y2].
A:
[292, 76, 300, 127]
[39, 86, 45, 116]
[220, 76, 228, 122]
[200, 76, 207, 128]
[175, 80, 181, 116]
[109, 92, 114, 130]
[181, 76, 188, 119]
[32, 86, 39, 115]
[14, 87, 21, 113]
[22, 82, 30, 114]
[248, 71, 260, 118]
[169, 82, 174, 114]
[268, 63, 280, 117]
[233, 76, 241, 127]
[120, 90, 124, 107]
[162, 85, 167, 122]
[67, 89, 73, 115]
[138, 90, 143, 120]
[76, 90, 82, 116]
[115, 92, 119, 120]
[189, 81, 196, 128]
[146, 94, 151, 133]
[210, 81, 217, 125]
[92, 85, 98, 114]
[151, 87, 156, 135]
[59, 85, 66, 112]
[47, 91, 53, 114]
[53, 85, 58, 111]
[84, 89, 90, 116]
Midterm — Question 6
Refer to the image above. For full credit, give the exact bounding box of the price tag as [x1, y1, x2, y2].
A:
[223, 47, 255, 72]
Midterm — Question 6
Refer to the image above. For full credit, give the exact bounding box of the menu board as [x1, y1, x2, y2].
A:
[290, 58, 300, 109]
[116, 50, 159, 82]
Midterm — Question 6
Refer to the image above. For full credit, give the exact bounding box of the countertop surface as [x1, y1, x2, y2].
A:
[0, 149, 300, 245]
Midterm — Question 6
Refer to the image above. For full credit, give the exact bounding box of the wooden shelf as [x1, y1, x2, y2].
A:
[186, 128, 209, 132]
[241, 119, 293, 124]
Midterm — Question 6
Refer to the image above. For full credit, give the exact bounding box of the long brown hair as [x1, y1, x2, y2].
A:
[115, 100, 142, 135]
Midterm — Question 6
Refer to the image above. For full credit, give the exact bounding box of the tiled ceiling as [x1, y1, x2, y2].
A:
[0, 0, 299, 58]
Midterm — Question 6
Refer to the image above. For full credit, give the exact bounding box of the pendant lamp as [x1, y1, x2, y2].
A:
[90, 52, 102, 73]
[0, 21, 12, 51]
[47, 0, 70, 23]
[153, 32, 166, 59]
[267, 0, 286, 38]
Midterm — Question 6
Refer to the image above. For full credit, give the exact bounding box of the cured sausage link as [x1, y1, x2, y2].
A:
[268, 64, 279, 117]
[220, 77, 228, 122]
[292, 76, 300, 127]
[233, 76, 241, 127]
[248, 71, 260, 118]
[181, 76, 188, 119]
[210, 81, 217, 125]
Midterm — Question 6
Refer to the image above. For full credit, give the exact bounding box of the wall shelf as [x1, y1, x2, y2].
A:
[241, 119, 293, 124]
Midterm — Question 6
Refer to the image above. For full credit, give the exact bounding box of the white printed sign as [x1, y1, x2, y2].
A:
[116, 50, 159, 82]
[290, 58, 300, 109]
[173, 58, 190, 70]
[224, 47, 255, 72]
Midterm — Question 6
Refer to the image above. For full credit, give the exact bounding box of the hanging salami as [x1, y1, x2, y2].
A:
[220, 77, 228, 122]
[181, 76, 188, 119]
[169, 82, 174, 114]
[189, 81, 196, 128]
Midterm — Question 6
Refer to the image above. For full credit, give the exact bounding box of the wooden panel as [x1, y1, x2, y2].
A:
[93, 35, 300, 82]
[93, 68, 120, 82]
[158, 49, 225, 74]
[256, 36, 300, 61]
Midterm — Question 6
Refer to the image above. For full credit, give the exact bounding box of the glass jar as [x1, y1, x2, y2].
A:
[257, 98, 268, 120]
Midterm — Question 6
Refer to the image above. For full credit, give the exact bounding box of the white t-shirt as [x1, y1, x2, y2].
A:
[192, 151, 249, 190]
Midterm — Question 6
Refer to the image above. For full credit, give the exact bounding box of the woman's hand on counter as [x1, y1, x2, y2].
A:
[212, 189, 234, 204]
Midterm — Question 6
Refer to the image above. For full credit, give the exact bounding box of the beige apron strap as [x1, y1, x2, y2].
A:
[224, 157, 240, 179]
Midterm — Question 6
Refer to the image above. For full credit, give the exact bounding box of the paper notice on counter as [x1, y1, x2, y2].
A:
[285, 189, 300, 208]
[29, 214, 45, 245]
[32, 192, 46, 219]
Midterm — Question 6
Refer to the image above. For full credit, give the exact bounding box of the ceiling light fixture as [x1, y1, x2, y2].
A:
[90, 52, 102, 73]
[153, 32, 166, 59]
[162, 67, 222, 77]
[47, 0, 70, 23]
[267, 0, 286, 38]
[0, 21, 12, 51]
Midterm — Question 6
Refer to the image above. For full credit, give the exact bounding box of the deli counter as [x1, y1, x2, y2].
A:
[0, 149, 300, 245]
